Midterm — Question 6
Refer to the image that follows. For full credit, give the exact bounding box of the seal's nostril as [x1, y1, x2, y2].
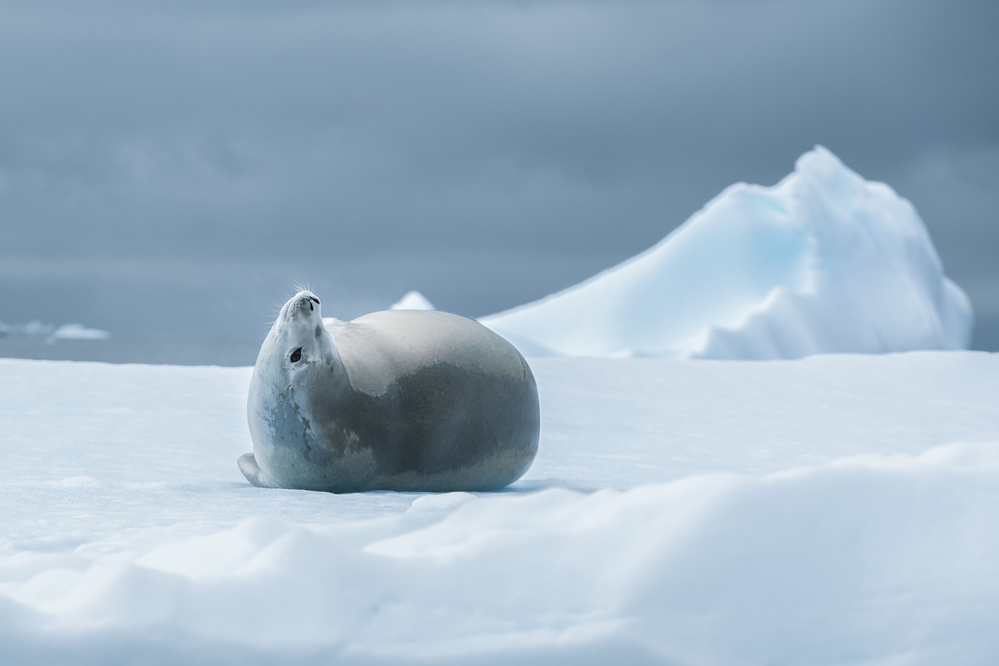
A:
[309, 302, 314, 311]
[310, 296, 320, 305]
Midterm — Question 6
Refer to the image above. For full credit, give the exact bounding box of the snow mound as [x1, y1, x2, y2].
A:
[481, 146, 973, 359]
[3, 443, 999, 663]
[390, 290, 435, 310]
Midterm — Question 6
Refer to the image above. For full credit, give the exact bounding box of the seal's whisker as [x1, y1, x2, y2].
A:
[292, 281, 314, 296]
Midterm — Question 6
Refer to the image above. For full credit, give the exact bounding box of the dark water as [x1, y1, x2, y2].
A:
[3, 315, 997, 367]
[0, 335, 262, 367]
[971, 312, 999, 353]
[1, 270, 996, 366]
[0, 264, 396, 367]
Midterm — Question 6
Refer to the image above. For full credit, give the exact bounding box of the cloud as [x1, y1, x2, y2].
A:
[0, 0, 996, 343]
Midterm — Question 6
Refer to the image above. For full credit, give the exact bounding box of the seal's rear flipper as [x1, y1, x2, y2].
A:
[238, 453, 279, 488]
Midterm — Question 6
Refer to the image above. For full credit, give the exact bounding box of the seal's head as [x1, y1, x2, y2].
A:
[255, 290, 340, 377]
[246, 290, 351, 488]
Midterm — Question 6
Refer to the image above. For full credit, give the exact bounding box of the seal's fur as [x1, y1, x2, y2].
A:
[240, 291, 540, 492]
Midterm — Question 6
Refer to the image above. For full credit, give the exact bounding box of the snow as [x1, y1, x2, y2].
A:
[481, 147, 973, 359]
[390, 291, 435, 310]
[2, 352, 998, 664]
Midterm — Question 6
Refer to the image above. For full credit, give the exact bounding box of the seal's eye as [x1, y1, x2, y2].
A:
[290, 347, 303, 363]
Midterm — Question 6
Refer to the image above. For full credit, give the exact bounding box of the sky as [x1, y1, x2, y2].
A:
[1, 0, 997, 360]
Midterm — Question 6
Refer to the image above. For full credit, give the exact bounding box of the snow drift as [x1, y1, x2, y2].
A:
[481, 147, 973, 359]
[2, 354, 999, 664]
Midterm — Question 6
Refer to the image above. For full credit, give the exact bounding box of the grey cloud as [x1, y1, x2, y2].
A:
[0, 0, 997, 351]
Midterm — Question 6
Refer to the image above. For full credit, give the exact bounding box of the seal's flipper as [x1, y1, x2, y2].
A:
[238, 453, 279, 488]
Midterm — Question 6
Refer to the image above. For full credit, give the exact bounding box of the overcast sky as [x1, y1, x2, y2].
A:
[1, 0, 997, 353]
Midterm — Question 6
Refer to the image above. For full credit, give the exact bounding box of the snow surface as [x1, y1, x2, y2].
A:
[390, 291, 435, 310]
[482, 147, 973, 359]
[2, 353, 999, 664]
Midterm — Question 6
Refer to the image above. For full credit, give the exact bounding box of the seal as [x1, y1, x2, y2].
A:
[238, 290, 540, 492]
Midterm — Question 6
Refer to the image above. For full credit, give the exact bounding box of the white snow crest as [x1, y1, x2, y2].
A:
[481, 146, 973, 359]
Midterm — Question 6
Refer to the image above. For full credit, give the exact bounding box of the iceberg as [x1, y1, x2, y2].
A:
[390, 290, 435, 311]
[481, 147, 973, 359]
[14, 320, 55, 337]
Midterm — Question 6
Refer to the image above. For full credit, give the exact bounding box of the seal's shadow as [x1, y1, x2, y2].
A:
[486, 479, 602, 494]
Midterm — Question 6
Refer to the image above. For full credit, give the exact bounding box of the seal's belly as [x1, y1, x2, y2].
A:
[255, 357, 539, 493]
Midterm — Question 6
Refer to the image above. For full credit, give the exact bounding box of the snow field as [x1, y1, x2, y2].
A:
[2, 354, 998, 663]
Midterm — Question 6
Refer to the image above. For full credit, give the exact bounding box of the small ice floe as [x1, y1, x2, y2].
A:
[17, 320, 55, 336]
[46, 323, 110, 344]
[5, 320, 109, 342]
[390, 290, 435, 311]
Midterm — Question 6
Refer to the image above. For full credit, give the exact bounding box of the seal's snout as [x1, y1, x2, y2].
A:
[285, 291, 322, 319]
